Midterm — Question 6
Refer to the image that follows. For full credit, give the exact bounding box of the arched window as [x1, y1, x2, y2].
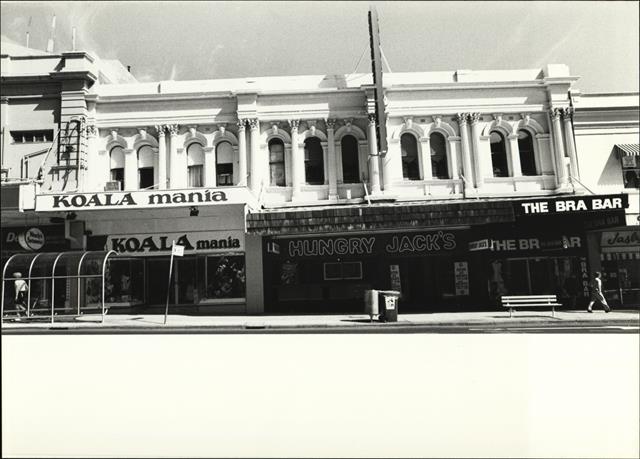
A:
[187, 143, 204, 187]
[517, 130, 537, 176]
[304, 137, 324, 185]
[401, 133, 420, 180]
[430, 132, 448, 179]
[138, 145, 155, 189]
[489, 131, 508, 177]
[216, 141, 234, 186]
[268, 138, 286, 186]
[341, 135, 360, 183]
[109, 146, 124, 190]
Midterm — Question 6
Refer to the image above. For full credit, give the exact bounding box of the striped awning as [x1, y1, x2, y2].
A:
[601, 251, 640, 261]
[614, 144, 639, 157]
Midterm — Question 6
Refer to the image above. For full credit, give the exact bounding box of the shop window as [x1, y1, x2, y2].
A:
[206, 256, 245, 299]
[216, 141, 234, 186]
[430, 132, 449, 179]
[11, 130, 54, 143]
[517, 130, 537, 176]
[105, 258, 145, 304]
[341, 135, 360, 183]
[489, 131, 508, 177]
[187, 143, 204, 188]
[138, 145, 155, 189]
[401, 133, 420, 180]
[621, 156, 640, 189]
[304, 137, 325, 185]
[109, 146, 125, 190]
[323, 261, 362, 281]
[268, 138, 286, 186]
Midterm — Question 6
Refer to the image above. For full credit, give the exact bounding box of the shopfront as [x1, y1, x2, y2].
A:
[597, 228, 640, 306]
[263, 229, 471, 313]
[87, 229, 246, 313]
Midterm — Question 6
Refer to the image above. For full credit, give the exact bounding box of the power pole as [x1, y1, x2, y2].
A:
[368, 5, 388, 155]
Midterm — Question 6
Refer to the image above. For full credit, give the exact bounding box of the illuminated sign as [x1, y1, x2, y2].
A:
[515, 194, 628, 216]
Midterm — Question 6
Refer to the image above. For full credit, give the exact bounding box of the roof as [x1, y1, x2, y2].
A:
[0, 39, 53, 57]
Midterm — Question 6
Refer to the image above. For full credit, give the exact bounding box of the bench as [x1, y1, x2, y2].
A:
[500, 295, 562, 318]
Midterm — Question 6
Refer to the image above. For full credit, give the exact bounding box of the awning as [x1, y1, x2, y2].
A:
[614, 144, 639, 157]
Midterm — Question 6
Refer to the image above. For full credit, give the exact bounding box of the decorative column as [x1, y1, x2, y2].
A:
[469, 113, 483, 188]
[419, 137, 432, 180]
[289, 120, 302, 200]
[456, 113, 474, 188]
[155, 125, 167, 189]
[367, 114, 382, 195]
[562, 107, 579, 179]
[167, 124, 182, 189]
[507, 134, 522, 177]
[124, 148, 137, 191]
[237, 119, 248, 186]
[550, 108, 568, 187]
[326, 119, 338, 200]
[248, 118, 260, 194]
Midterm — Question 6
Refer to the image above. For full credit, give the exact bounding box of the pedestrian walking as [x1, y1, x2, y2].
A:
[13, 272, 28, 317]
[587, 271, 611, 313]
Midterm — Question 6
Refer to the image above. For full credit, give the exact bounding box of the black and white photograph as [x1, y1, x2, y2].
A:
[1, 1, 638, 458]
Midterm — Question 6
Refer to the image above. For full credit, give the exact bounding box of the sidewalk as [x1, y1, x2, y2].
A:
[2, 308, 639, 331]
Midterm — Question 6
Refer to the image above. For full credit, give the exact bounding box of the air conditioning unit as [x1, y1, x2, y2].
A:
[104, 181, 122, 191]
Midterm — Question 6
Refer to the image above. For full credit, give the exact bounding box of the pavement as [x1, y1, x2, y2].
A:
[1, 308, 639, 331]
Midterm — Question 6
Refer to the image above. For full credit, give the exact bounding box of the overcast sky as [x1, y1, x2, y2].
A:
[1, 1, 638, 93]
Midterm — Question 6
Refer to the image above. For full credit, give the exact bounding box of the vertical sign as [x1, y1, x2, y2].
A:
[454, 261, 470, 296]
[389, 264, 402, 292]
[580, 257, 590, 297]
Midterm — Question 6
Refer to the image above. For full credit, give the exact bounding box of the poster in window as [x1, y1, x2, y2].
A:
[389, 264, 402, 292]
[454, 261, 470, 296]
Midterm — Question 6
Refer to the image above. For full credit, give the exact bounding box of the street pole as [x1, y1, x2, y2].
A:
[164, 240, 175, 325]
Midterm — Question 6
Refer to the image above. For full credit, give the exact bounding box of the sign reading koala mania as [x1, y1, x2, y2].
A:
[106, 231, 244, 255]
[515, 194, 628, 216]
[278, 231, 460, 258]
[35, 188, 255, 211]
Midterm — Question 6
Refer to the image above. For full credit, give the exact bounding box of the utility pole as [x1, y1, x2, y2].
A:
[368, 5, 388, 156]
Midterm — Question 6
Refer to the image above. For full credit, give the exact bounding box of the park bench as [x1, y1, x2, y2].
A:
[500, 294, 562, 318]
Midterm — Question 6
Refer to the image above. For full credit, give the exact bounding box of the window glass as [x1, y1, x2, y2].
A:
[188, 165, 203, 188]
[206, 256, 246, 299]
[139, 167, 154, 189]
[110, 146, 125, 169]
[621, 156, 640, 189]
[187, 140, 205, 188]
[341, 135, 360, 183]
[490, 131, 508, 177]
[430, 132, 448, 179]
[517, 130, 537, 176]
[10, 130, 54, 143]
[216, 141, 234, 186]
[187, 143, 204, 166]
[401, 133, 420, 180]
[138, 145, 155, 168]
[304, 137, 325, 185]
[104, 258, 144, 304]
[269, 139, 286, 186]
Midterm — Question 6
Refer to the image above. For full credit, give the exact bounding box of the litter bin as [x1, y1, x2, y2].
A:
[378, 290, 401, 322]
[364, 289, 379, 322]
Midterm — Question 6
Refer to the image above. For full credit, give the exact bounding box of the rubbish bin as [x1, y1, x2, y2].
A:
[364, 289, 379, 321]
[378, 290, 401, 322]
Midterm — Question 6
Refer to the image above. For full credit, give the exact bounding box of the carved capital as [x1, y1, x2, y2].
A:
[86, 124, 97, 137]
[549, 108, 562, 121]
[155, 125, 166, 136]
[469, 113, 481, 124]
[562, 107, 574, 119]
[367, 113, 377, 125]
[456, 113, 469, 125]
[289, 119, 300, 131]
[432, 115, 442, 127]
[236, 119, 247, 130]
[166, 124, 179, 136]
[248, 118, 259, 130]
[325, 118, 336, 130]
[520, 113, 531, 125]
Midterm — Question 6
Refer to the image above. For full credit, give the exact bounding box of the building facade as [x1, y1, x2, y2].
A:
[2, 41, 638, 316]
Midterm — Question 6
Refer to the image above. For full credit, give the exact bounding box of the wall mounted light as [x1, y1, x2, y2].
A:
[189, 206, 199, 217]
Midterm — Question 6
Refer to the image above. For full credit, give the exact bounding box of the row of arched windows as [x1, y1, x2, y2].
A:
[489, 130, 537, 177]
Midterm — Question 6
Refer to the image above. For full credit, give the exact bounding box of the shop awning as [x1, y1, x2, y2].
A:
[614, 144, 639, 157]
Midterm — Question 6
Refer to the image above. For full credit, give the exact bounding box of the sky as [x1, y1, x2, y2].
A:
[1, 1, 638, 93]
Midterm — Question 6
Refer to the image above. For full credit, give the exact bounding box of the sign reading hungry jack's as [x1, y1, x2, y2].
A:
[35, 187, 256, 211]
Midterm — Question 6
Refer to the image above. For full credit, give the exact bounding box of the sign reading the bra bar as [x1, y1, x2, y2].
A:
[514, 194, 628, 216]
[106, 231, 244, 255]
[35, 187, 256, 211]
[278, 230, 462, 258]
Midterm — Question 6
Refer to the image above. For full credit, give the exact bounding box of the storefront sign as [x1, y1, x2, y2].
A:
[514, 194, 628, 216]
[281, 231, 460, 258]
[105, 231, 244, 255]
[35, 187, 256, 212]
[454, 262, 470, 296]
[469, 239, 492, 251]
[601, 230, 640, 247]
[2, 225, 68, 252]
[470, 235, 583, 253]
[580, 257, 590, 297]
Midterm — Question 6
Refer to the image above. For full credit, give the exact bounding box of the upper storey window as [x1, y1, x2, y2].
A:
[430, 132, 448, 179]
[11, 130, 54, 143]
[490, 131, 508, 177]
[304, 137, 324, 185]
[621, 155, 640, 189]
[517, 130, 537, 176]
[268, 139, 286, 187]
[187, 143, 204, 188]
[216, 141, 234, 186]
[341, 135, 360, 184]
[401, 133, 420, 180]
[109, 146, 124, 190]
[138, 145, 155, 189]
